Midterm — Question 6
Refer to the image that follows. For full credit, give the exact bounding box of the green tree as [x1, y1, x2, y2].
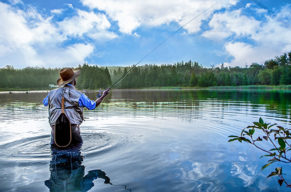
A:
[190, 73, 198, 86]
[264, 59, 278, 69]
[258, 69, 272, 85]
[198, 71, 216, 87]
[280, 66, 291, 85]
[271, 67, 281, 85]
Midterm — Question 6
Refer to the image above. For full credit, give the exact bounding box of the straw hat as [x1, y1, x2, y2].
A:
[57, 68, 80, 86]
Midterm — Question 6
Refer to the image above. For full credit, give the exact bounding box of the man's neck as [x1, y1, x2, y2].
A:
[66, 83, 75, 88]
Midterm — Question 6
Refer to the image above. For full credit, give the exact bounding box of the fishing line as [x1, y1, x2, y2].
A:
[109, 0, 273, 89]
[108, 2, 217, 89]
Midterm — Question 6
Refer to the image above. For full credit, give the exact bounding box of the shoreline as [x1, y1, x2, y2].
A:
[0, 90, 50, 94]
[0, 85, 291, 94]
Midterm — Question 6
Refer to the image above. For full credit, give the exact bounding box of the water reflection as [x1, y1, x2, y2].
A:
[45, 145, 112, 192]
[0, 90, 290, 121]
[0, 90, 290, 191]
[92, 90, 291, 120]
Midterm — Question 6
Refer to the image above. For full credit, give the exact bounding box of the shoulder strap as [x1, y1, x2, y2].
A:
[61, 96, 65, 114]
[61, 87, 65, 114]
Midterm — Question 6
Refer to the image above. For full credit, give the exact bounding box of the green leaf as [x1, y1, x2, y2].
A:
[242, 130, 249, 136]
[267, 171, 278, 178]
[264, 153, 276, 157]
[228, 135, 238, 138]
[249, 129, 255, 136]
[262, 162, 273, 170]
[240, 137, 251, 143]
[270, 148, 277, 151]
[228, 138, 238, 142]
[278, 138, 286, 149]
[259, 117, 264, 124]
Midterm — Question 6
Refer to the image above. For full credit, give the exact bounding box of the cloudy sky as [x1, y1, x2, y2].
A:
[0, 0, 290, 68]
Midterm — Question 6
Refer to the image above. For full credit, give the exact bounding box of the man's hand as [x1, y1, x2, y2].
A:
[102, 88, 110, 97]
[95, 88, 110, 107]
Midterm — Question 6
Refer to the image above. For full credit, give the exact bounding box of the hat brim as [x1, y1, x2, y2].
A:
[57, 70, 80, 86]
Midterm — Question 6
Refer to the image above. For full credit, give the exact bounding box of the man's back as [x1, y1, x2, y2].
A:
[48, 85, 83, 126]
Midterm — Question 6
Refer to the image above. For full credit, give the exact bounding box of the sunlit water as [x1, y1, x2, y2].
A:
[0, 90, 290, 192]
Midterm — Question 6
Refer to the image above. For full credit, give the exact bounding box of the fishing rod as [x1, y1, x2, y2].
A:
[108, 2, 217, 90]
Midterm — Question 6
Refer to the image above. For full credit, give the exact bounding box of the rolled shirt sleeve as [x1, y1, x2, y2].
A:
[78, 94, 96, 110]
[43, 95, 48, 106]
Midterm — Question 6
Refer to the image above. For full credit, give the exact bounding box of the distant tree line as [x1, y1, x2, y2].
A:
[111, 52, 291, 88]
[76, 64, 111, 90]
[0, 66, 59, 89]
[0, 64, 111, 90]
[0, 52, 290, 90]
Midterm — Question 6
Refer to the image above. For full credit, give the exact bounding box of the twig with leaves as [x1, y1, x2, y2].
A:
[228, 118, 291, 187]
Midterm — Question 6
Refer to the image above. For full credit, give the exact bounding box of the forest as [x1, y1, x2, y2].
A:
[0, 64, 111, 90]
[112, 51, 291, 88]
[0, 52, 290, 90]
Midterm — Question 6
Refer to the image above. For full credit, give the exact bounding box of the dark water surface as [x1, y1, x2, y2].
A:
[0, 90, 290, 192]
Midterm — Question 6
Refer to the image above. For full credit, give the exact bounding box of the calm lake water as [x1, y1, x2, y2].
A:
[0, 89, 290, 192]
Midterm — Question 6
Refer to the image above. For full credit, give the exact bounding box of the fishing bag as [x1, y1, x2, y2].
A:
[54, 96, 72, 148]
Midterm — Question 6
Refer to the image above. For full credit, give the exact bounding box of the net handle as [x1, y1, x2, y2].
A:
[61, 96, 65, 114]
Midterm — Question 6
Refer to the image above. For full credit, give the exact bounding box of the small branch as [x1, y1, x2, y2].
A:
[279, 174, 291, 187]
[262, 130, 291, 162]
[230, 119, 291, 187]
[251, 140, 290, 163]
[263, 129, 279, 152]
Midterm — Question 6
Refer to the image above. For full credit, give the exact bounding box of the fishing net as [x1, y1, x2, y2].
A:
[54, 96, 72, 148]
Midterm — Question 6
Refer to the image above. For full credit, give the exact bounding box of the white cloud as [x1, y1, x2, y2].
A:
[202, 9, 260, 40]
[81, 0, 238, 34]
[0, 3, 33, 46]
[8, 0, 23, 5]
[66, 3, 73, 9]
[38, 44, 95, 67]
[245, 3, 252, 8]
[203, 5, 291, 66]
[0, 43, 94, 68]
[254, 8, 267, 14]
[224, 42, 277, 67]
[251, 6, 291, 48]
[133, 32, 140, 38]
[58, 9, 116, 40]
[1, 0, 289, 68]
[88, 31, 118, 40]
[244, 2, 267, 14]
[51, 9, 63, 14]
[0, 2, 116, 68]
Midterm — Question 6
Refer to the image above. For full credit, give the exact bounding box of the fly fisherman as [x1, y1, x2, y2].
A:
[43, 68, 109, 147]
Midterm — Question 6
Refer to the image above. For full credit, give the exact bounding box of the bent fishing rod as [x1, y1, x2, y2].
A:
[107, 2, 216, 90]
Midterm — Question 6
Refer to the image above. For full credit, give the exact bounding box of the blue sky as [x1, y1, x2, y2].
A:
[0, 0, 290, 68]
